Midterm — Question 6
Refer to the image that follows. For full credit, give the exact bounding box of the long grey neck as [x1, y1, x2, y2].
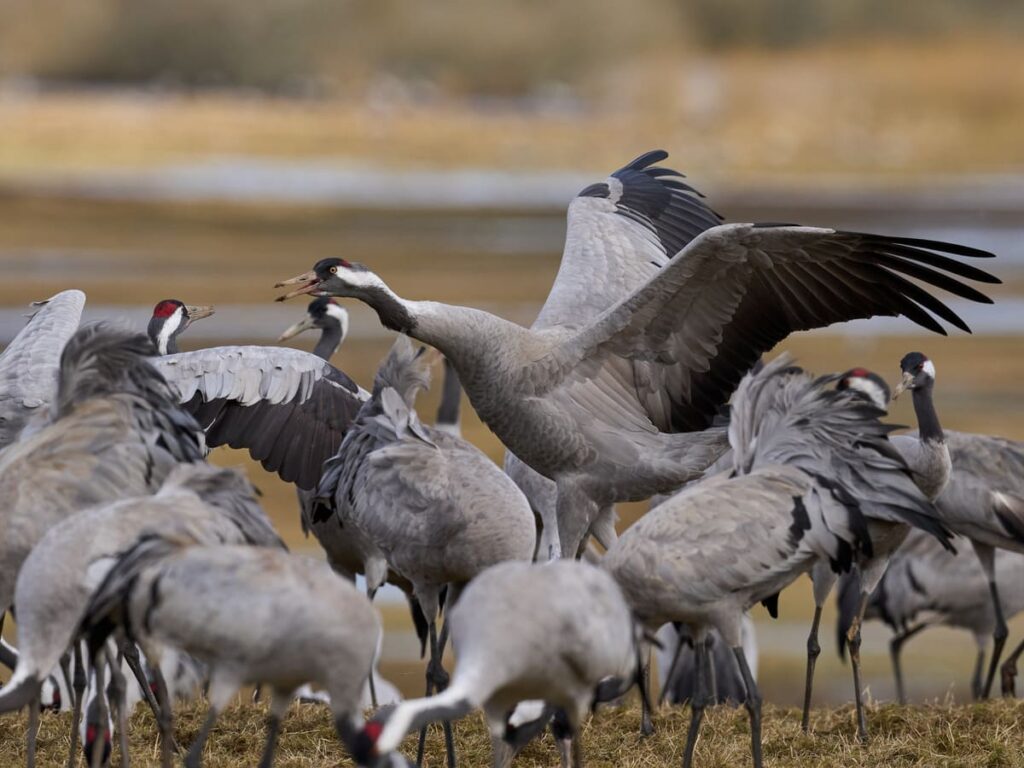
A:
[435, 358, 462, 428]
[356, 285, 418, 335]
[912, 381, 944, 443]
[313, 324, 344, 361]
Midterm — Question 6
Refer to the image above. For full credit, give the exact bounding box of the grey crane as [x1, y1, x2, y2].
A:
[839, 359, 1024, 697]
[0, 289, 85, 451]
[835, 529, 1024, 704]
[316, 336, 536, 768]
[0, 462, 283, 764]
[799, 353, 954, 731]
[354, 559, 641, 768]
[0, 323, 205, 650]
[276, 151, 998, 560]
[82, 529, 382, 768]
[603, 356, 949, 767]
[147, 299, 215, 355]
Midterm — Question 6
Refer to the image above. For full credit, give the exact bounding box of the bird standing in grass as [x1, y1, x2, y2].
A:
[83, 530, 382, 768]
[603, 356, 948, 767]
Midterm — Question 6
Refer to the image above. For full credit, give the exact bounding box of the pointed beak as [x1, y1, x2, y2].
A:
[278, 314, 317, 341]
[184, 305, 215, 323]
[275, 271, 322, 302]
[892, 371, 915, 400]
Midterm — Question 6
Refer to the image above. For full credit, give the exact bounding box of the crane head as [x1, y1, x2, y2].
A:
[894, 351, 936, 398]
[148, 299, 215, 355]
[275, 258, 378, 302]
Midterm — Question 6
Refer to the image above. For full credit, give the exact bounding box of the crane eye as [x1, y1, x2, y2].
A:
[330, 266, 338, 274]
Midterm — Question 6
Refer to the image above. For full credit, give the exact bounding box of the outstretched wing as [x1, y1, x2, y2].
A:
[153, 346, 368, 490]
[539, 223, 999, 434]
[0, 289, 85, 450]
[533, 150, 722, 333]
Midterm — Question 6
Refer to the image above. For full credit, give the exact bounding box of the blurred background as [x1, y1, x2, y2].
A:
[1, 0, 1021, 707]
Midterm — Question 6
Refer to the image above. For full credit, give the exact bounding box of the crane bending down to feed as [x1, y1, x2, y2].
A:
[603, 356, 949, 768]
[83, 529, 382, 768]
[0, 463, 283, 765]
[835, 529, 1024, 704]
[352, 559, 643, 768]
[316, 336, 536, 768]
[277, 150, 999, 560]
[839, 357, 1024, 698]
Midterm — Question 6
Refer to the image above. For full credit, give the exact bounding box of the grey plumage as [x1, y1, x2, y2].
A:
[363, 560, 639, 768]
[0, 462, 281, 717]
[603, 356, 945, 765]
[0, 289, 85, 450]
[278, 151, 998, 559]
[0, 324, 205, 626]
[82, 531, 381, 767]
[836, 530, 1024, 702]
[153, 344, 368, 490]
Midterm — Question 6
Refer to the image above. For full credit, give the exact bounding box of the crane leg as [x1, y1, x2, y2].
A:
[846, 593, 870, 743]
[417, 619, 457, 768]
[733, 645, 763, 768]
[971, 648, 986, 700]
[640, 643, 654, 736]
[26, 692, 40, 768]
[67, 643, 87, 768]
[659, 625, 688, 706]
[682, 639, 708, 768]
[120, 641, 165, 737]
[89, 653, 109, 768]
[800, 605, 822, 732]
[105, 645, 131, 768]
[257, 691, 290, 768]
[983, 578, 1009, 698]
[889, 624, 925, 705]
[999, 637, 1024, 697]
[185, 709, 219, 768]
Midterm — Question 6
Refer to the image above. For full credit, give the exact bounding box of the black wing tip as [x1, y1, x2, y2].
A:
[623, 149, 669, 171]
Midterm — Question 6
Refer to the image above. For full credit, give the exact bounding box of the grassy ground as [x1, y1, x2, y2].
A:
[4, 699, 1024, 767]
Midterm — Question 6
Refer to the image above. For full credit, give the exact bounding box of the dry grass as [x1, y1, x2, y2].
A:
[0, 38, 1021, 178]
[4, 698, 1024, 767]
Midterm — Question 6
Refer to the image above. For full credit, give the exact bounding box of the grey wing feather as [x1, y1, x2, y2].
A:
[541, 223, 998, 434]
[0, 290, 85, 449]
[154, 346, 368, 490]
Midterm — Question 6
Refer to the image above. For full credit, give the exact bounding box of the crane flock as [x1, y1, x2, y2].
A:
[0, 149, 1017, 768]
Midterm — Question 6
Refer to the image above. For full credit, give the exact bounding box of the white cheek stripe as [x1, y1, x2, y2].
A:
[156, 307, 183, 354]
[922, 359, 936, 378]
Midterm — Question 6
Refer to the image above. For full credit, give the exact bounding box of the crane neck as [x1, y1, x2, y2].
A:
[435, 357, 462, 431]
[375, 683, 476, 754]
[911, 380, 944, 443]
[350, 283, 418, 336]
[313, 324, 344, 361]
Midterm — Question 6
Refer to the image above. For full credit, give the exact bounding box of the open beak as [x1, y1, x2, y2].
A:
[892, 371, 914, 400]
[184, 305, 215, 323]
[278, 314, 317, 341]
[275, 271, 322, 302]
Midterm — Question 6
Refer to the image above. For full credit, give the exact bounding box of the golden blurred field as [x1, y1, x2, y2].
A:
[0, 39, 1022, 178]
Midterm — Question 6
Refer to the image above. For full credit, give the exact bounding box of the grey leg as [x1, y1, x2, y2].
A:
[733, 646, 763, 768]
[999, 637, 1024, 697]
[257, 714, 281, 768]
[682, 639, 708, 768]
[417, 619, 456, 768]
[971, 647, 986, 701]
[659, 627, 687, 706]
[889, 624, 925, 705]
[846, 593, 870, 743]
[972, 542, 1006, 699]
[640, 643, 654, 736]
[89, 656, 109, 768]
[801, 605, 823, 732]
[148, 654, 178, 767]
[184, 709, 219, 768]
[105, 646, 130, 768]
[68, 643, 87, 768]
[121, 642, 163, 726]
[27, 693, 40, 768]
